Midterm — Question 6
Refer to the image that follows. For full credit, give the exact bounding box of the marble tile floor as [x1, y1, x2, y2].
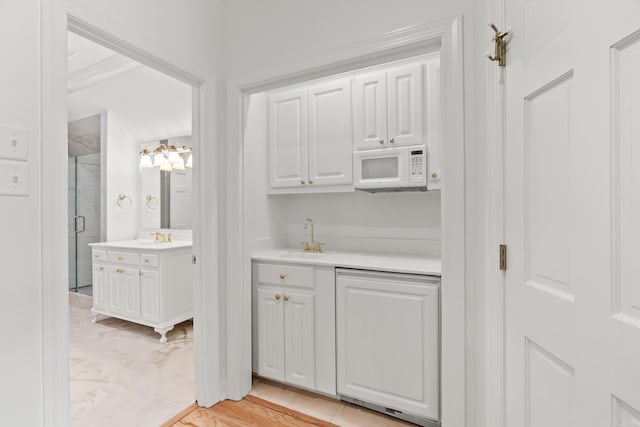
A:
[69, 299, 195, 427]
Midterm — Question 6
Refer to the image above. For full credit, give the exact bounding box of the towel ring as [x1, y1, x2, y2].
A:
[146, 195, 159, 210]
[117, 194, 132, 209]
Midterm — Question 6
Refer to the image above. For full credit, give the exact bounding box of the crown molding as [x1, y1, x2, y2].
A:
[67, 52, 143, 93]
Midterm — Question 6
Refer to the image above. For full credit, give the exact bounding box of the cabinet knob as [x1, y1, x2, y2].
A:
[390, 138, 395, 143]
[279, 273, 286, 280]
[94, 254, 99, 258]
[144, 259, 150, 263]
[308, 180, 314, 185]
[99, 267, 104, 272]
[116, 268, 125, 274]
[431, 172, 437, 178]
[118, 256, 123, 261]
[379, 139, 384, 145]
[283, 294, 289, 302]
[301, 180, 306, 185]
[139, 272, 144, 276]
[275, 294, 281, 300]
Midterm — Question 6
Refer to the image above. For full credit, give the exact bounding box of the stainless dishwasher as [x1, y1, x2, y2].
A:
[336, 268, 441, 427]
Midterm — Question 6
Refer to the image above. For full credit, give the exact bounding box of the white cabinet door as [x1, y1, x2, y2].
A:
[257, 287, 285, 382]
[92, 263, 107, 310]
[353, 71, 388, 150]
[283, 290, 315, 389]
[425, 58, 443, 190]
[268, 88, 308, 189]
[336, 270, 440, 421]
[387, 64, 424, 147]
[122, 267, 140, 320]
[107, 267, 125, 315]
[140, 269, 159, 323]
[308, 79, 353, 187]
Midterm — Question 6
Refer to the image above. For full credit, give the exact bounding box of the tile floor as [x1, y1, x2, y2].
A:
[70, 294, 415, 426]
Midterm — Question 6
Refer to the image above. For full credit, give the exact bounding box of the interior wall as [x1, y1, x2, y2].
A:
[0, 1, 43, 424]
[105, 113, 137, 241]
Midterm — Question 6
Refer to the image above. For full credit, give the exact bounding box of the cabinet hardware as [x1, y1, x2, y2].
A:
[94, 254, 99, 258]
[275, 294, 281, 300]
[99, 267, 104, 272]
[390, 138, 395, 144]
[499, 244, 507, 271]
[431, 172, 437, 178]
[139, 272, 144, 276]
[118, 256, 123, 261]
[279, 273, 286, 280]
[309, 180, 314, 185]
[116, 268, 125, 274]
[379, 139, 384, 145]
[488, 24, 509, 67]
[301, 180, 306, 185]
[283, 294, 289, 302]
[144, 259, 150, 263]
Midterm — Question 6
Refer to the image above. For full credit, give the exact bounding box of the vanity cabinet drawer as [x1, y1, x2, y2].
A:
[108, 251, 139, 266]
[92, 250, 106, 262]
[140, 254, 159, 268]
[257, 263, 314, 288]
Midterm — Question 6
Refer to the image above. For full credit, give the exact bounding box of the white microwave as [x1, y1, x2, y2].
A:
[353, 145, 427, 192]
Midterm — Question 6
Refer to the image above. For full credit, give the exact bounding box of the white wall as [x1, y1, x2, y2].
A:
[1, 0, 225, 423]
[0, 1, 43, 425]
[105, 113, 137, 241]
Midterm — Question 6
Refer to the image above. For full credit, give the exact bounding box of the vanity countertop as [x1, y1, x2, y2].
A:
[89, 240, 192, 251]
[252, 249, 441, 276]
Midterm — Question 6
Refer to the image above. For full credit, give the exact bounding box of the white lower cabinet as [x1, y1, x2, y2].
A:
[91, 244, 193, 343]
[336, 268, 441, 424]
[253, 262, 335, 395]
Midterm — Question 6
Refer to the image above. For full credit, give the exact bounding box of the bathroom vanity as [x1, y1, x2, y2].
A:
[89, 239, 193, 342]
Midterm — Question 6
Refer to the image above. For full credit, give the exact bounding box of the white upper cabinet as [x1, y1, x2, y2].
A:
[308, 78, 353, 187]
[353, 63, 425, 150]
[353, 71, 388, 150]
[387, 63, 424, 147]
[424, 58, 442, 189]
[268, 88, 308, 189]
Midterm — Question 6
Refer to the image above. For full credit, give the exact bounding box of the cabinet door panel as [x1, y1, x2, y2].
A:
[388, 64, 424, 147]
[425, 57, 443, 190]
[284, 290, 315, 389]
[122, 267, 140, 320]
[92, 263, 107, 310]
[257, 287, 285, 382]
[107, 267, 124, 315]
[353, 71, 388, 150]
[269, 89, 308, 188]
[308, 79, 353, 186]
[140, 269, 159, 323]
[336, 270, 439, 420]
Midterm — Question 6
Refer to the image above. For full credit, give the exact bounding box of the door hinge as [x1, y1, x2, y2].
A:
[488, 24, 509, 67]
[192, 255, 197, 265]
[499, 244, 507, 271]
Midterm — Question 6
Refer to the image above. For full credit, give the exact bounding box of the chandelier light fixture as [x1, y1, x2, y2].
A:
[139, 143, 193, 171]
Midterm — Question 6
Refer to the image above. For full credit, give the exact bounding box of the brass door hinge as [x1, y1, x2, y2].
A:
[499, 244, 507, 271]
[488, 24, 509, 67]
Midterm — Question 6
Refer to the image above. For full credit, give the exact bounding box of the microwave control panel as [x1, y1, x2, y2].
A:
[409, 148, 427, 185]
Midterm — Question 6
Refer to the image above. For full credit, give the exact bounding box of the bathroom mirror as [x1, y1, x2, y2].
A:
[139, 136, 193, 230]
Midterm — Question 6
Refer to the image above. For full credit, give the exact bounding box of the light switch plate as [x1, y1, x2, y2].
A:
[0, 159, 28, 196]
[0, 125, 28, 161]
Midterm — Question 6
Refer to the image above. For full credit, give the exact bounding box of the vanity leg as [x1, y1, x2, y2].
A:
[91, 311, 99, 323]
[154, 325, 174, 343]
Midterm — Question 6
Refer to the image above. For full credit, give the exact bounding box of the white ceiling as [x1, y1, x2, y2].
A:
[67, 32, 191, 142]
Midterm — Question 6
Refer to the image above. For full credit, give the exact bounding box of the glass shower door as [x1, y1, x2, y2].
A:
[68, 153, 101, 295]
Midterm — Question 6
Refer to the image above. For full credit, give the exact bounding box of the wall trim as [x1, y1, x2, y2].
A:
[41, 3, 219, 425]
[67, 53, 143, 94]
[225, 16, 468, 427]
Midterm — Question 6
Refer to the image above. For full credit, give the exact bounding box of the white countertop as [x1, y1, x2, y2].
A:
[89, 240, 192, 251]
[252, 249, 441, 276]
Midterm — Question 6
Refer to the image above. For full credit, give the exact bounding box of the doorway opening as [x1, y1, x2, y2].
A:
[66, 28, 197, 425]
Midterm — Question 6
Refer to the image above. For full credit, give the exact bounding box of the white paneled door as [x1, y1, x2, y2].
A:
[504, 1, 640, 426]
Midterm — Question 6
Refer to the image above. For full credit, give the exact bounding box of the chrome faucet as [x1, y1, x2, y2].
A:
[301, 217, 324, 253]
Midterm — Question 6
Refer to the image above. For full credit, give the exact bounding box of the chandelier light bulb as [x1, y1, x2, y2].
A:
[153, 152, 167, 166]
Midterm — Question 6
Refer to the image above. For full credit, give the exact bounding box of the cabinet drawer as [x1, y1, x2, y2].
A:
[108, 251, 139, 266]
[140, 253, 159, 268]
[257, 263, 314, 288]
[92, 249, 106, 262]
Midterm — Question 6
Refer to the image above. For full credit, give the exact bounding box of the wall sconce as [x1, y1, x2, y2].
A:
[140, 143, 193, 171]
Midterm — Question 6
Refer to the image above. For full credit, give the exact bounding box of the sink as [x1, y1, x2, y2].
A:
[280, 250, 328, 259]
